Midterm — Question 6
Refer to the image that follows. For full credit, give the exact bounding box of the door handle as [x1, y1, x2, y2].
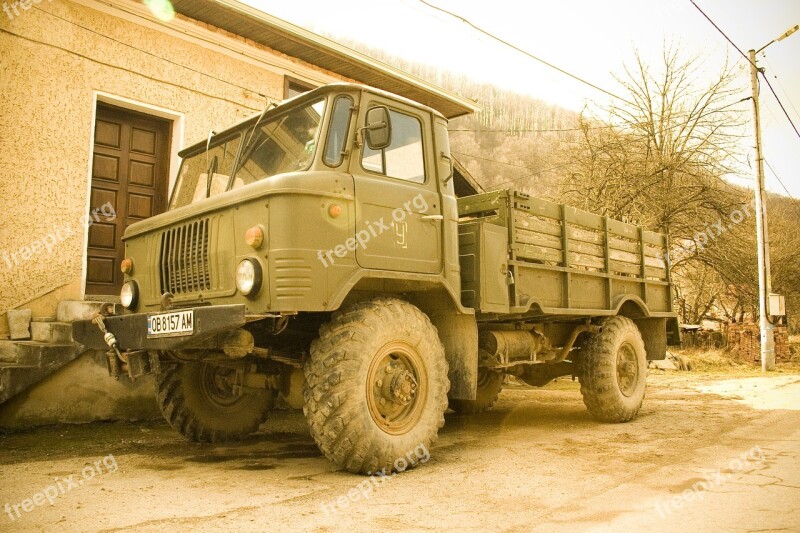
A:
[420, 214, 444, 221]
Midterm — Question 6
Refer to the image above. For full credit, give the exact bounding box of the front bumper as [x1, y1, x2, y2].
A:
[72, 305, 247, 351]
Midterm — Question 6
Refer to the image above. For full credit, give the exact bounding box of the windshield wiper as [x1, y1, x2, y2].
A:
[204, 154, 218, 199]
[229, 103, 279, 186]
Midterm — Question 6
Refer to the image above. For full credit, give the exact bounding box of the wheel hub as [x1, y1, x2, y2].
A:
[387, 369, 418, 405]
[366, 342, 427, 435]
[200, 363, 243, 408]
[616, 342, 639, 397]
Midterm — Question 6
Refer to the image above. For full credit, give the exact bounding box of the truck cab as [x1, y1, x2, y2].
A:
[108, 84, 463, 319]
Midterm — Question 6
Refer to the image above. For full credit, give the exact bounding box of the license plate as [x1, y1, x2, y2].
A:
[147, 310, 194, 338]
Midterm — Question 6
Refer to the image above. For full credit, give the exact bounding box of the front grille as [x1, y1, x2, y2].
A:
[160, 219, 211, 294]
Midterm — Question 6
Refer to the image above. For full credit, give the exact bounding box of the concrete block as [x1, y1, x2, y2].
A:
[7, 309, 32, 340]
[0, 341, 18, 363]
[31, 321, 73, 344]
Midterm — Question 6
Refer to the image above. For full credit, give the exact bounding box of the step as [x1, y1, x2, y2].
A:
[30, 321, 73, 344]
[56, 301, 121, 323]
[14, 341, 81, 368]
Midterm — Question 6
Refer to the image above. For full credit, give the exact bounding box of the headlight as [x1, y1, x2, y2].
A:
[120, 280, 139, 309]
[236, 259, 262, 296]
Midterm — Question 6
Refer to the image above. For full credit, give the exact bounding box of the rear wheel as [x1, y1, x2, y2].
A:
[303, 297, 449, 475]
[155, 359, 273, 442]
[578, 316, 647, 422]
[449, 369, 503, 414]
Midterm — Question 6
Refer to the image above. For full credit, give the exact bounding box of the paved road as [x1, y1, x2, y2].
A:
[1, 372, 798, 532]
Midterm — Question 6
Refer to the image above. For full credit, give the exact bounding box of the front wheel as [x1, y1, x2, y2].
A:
[578, 316, 647, 422]
[303, 298, 449, 475]
[155, 359, 274, 442]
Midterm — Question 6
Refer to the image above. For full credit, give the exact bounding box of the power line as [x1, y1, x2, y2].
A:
[487, 161, 574, 190]
[689, 0, 800, 143]
[764, 158, 800, 222]
[416, 0, 635, 106]
[688, 0, 752, 66]
[763, 57, 800, 123]
[33, 5, 271, 103]
[450, 125, 613, 133]
[451, 127, 581, 133]
[761, 76, 800, 142]
[452, 97, 749, 136]
[452, 152, 540, 171]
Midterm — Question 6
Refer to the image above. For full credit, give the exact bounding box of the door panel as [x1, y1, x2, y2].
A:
[85, 104, 170, 295]
[353, 176, 441, 274]
[353, 99, 442, 275]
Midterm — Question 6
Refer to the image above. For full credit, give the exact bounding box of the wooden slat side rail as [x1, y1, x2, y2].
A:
[459, 189, 671, 281]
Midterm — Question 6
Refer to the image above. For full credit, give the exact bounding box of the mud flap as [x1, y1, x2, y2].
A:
[634, 317, 668, 360]
[428, 312, 478, 400]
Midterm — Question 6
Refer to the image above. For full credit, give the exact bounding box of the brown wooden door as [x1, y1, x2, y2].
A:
[85, 104, 171, 296]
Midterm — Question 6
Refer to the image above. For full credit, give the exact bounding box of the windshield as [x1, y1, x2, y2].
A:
[170, 98, 326, 209]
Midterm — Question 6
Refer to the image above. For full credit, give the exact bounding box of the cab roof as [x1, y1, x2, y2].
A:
[179, 83, 443, 157]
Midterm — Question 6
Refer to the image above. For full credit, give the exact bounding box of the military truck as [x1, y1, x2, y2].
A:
[73, 83, 679, 475]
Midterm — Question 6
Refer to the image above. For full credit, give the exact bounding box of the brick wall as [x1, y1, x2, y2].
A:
[725, 322, 790, 362]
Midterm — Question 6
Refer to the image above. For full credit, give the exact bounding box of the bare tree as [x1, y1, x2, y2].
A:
[562, 48, 749, 241]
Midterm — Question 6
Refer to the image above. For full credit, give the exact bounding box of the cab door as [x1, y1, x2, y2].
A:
[352, 98, 443, 274]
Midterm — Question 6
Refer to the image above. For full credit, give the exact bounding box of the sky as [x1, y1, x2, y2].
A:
[247, 0, 800, 197]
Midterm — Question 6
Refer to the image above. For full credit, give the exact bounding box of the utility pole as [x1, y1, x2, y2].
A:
[748, 48, 774, 372]
[749, 24, 799, 372]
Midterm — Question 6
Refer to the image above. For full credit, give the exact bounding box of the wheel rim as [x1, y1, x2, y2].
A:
[366, 341, 428, 435]
[199, 363, 244, 410]
[616, 342, 639, 397]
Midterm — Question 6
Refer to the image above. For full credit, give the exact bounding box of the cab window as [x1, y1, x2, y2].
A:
[323, 95, 353, 167]
[362, 109, 425, 183]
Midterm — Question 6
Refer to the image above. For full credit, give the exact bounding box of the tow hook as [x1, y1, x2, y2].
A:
[92, 315, 123, 380]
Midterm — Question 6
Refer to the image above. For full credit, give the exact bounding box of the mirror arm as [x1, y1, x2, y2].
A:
[441, 151, 454, 184]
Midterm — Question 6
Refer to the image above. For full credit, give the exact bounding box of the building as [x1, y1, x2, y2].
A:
[0, 0, 480, 424]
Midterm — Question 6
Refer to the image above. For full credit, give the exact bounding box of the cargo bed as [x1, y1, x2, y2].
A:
[457, 190, 674, 320]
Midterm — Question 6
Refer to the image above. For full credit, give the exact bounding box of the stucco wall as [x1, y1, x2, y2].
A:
[0, 0, 349, 334]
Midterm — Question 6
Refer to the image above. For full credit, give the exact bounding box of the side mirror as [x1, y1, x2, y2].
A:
[364, 106, 391, 150]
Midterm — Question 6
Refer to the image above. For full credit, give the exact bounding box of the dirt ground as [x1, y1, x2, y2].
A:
[1, 366, 799, 532]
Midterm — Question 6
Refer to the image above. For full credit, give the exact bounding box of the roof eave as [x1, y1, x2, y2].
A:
[172, 0, 481, 119]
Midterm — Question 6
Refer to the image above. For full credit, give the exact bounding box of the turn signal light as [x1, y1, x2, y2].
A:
[245, 225, 265, 248]
[120, 258, 134, 274]
[328, 204, 342, 218]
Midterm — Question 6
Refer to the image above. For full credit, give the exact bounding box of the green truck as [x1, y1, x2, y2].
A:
[73, 83, 679, 474]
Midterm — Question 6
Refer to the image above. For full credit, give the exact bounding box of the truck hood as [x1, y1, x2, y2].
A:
[124, 171, 352, 240]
